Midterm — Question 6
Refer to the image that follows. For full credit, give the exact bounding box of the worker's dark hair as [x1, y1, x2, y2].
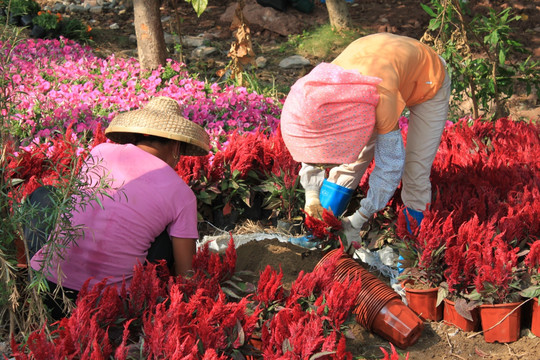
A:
[133, 134, 175, 145]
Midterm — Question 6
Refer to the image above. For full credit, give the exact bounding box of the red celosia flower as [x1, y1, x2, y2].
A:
[380, 343, 409, 360]
[304, 209, 342, 241]
[254, 265, 285, 305]
[525, 238, 540, 269]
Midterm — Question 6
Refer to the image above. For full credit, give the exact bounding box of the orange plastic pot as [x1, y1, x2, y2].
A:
[530, 298, 540, 337]
[443, 299, 479, 332]
[403, 284, 443, 321]
[316, 249, 424, 349]
[371, 299, 424, 349]
[479, 302, 522, 343]
[248, 337, 262, 350]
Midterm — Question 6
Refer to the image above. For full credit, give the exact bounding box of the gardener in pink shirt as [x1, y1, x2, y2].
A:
[29, 96, 210, 319]
[281, 33, 451, 247]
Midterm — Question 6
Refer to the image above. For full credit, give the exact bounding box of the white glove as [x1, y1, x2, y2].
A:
[340, 211, 369, 252]
[304, 189, 324, 219]
[347, 211, 369, 229]
[341, 217, 362, 251]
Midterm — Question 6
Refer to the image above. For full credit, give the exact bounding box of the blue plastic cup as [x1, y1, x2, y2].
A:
[319, 179, 354, 217]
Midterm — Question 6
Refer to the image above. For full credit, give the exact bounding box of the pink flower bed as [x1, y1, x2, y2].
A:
[4, 37, 280, 143]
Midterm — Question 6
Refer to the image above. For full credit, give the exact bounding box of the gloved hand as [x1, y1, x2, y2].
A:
[340, 211, 369, 252]
[341, 217, 363, 252]
[304, 189, 324, 219]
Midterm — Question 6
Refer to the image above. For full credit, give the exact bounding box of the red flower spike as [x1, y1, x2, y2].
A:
[304, 208, 342, 241]
[254, 265, 285, 305]
[525, 238, 540, 269]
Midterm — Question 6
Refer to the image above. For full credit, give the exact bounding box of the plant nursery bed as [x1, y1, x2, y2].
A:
[234, 238, 540, 360]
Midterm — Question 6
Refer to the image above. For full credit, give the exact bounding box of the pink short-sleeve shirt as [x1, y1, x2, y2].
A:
[30, 143, 199, 290]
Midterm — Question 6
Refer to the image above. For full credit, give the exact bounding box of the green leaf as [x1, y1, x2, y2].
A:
[236, 320, 245, 346]
[221, 286, 243, 299]
[223, 280, 248, 292]
[309, 351, 337, 359]
[420, 3, 436, 18]
[437, 286, 448, 307]
[428, 18, 441, 31]
[520, 285, 540, 299]
[11, 178, 24, 186]
[282, 338, 292, 354]
[499, 49, 506, 64]
[188, 0, 208, 17]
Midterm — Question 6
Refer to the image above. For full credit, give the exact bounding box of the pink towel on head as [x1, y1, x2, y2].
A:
[280, 62, 380, 165]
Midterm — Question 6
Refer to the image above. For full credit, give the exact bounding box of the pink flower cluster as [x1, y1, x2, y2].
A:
[3, 37, 280, 144]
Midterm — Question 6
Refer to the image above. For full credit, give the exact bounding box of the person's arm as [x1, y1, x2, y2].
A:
[347, 129, 405, 229]
[171, 236, 197, 276]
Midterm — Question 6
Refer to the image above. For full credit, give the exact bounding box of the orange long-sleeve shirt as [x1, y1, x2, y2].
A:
[332, 33, 446, 134]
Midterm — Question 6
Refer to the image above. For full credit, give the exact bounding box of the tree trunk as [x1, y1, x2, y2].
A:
[133, 0, 168, 70]
[325, 0, 352, 31]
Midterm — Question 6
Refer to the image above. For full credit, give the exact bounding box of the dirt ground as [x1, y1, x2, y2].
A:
[236, 238, 540, 360]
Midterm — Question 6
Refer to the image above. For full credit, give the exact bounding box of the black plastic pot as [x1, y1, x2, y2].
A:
[20, 14, 33, 27]
[9, 14, 21, 26]
[30, 25, 47, 39]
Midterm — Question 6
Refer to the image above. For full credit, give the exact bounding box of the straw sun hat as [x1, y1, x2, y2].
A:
[105, 97, 210, 156]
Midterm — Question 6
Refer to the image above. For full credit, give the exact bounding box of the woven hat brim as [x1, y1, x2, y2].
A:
[105, 100, 210, 157]
[106, 125, 210, 156]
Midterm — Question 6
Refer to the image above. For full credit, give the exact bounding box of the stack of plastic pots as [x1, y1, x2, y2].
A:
[315, 249, 424, 349]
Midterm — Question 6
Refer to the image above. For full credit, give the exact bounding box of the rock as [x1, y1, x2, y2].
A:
[51, 3, 67, 13]
[191, 46, 218, 58]
[220, 2, 304, 37]
[279, 55, 310, 69]
[109, 23, 120, 30]
[182, 35, 205, 48]
[89, 6, 103, 14]
[68, 4, 87, 13]
[204, 28, 233, 40]
[255, 56, 267, 68]
[84, 0, 103, 6]
[164, 32, 180, 45]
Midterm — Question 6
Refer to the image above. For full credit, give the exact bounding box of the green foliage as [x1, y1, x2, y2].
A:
[0, 29, 114, 338]
[2, 0, 40, 17]
[60, 17, 92, 42]
[288, 24, 366, 59]
[31, 11, 93, 43]
[32, 11, 58, 30]
[259, 171, 303, 221]
[219, 169, 255, 213]
[421, 0, 540, 120]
